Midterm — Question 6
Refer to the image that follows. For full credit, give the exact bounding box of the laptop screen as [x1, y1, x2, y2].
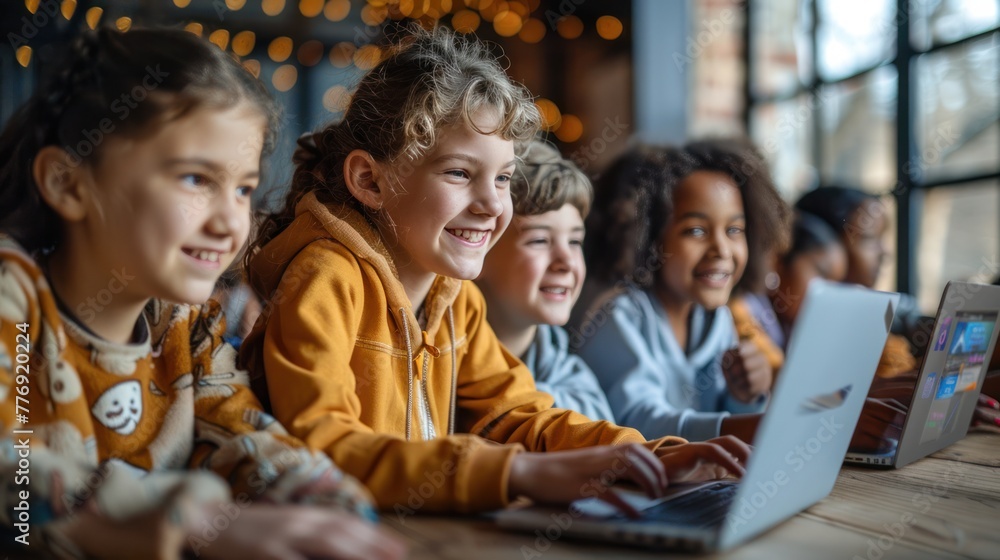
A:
[916, 311, 997, 445]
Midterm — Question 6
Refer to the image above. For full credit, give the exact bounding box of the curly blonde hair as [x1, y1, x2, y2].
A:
[245, 25, 541, 275]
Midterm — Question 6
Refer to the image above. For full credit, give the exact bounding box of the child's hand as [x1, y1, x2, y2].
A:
[973, 394, 1000, 431]
[654, 435, 750, 483]
[722, 341, 773, 403]
[508, 444, 670, 508]
[189, 503, 407, 560]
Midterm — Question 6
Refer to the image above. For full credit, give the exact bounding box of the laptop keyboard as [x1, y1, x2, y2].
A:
[620, 482, 739, 527]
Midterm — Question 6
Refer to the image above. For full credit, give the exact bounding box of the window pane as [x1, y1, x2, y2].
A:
[817, 0, 896, 80]
[750, 95, 817, 199]
[911, 0, 1000, 50]
[873, 195, 899, 293]
[750, 0, 812, 98]
[917, 181, 1000, 313]
[915, 33, 1000, 183]
[819, 65, 897, 192]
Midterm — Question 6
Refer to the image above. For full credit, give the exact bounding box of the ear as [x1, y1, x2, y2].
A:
[343, 149, 385, 211]
[33, 146, 89, 222]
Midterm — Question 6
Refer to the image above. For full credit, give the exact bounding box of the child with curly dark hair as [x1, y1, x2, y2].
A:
[575, 139, 791, 443]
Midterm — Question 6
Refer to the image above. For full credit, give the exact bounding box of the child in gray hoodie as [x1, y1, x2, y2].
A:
[478, 140, 615, 422]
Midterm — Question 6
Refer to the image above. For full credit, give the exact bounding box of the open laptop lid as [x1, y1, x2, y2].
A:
[894, 281, 1000, 469]
[719, 280, 898, 550]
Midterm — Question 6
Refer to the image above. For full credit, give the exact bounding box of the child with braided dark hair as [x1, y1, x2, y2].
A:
[0, 27, 402, 560]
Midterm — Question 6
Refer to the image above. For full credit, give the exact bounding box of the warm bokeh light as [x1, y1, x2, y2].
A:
[173, 0, 192, 7]
[556, 15, 583, 39]
[262, 0, 286, 16]
[15, 46, 31, 68]
[596, 15, 623, 40]
[517, 17, 545, 43]
[324, 0, 350, 21]
[243, 59, 261, 78]
[60, 0, 76, 20]
[535, 98, 562, 130]
[184, 22, 204, 36]
[399, 0, 425, 19]
[116, 17, 132, 32]
[479, 0, 508, 22]
[272, 64, 298, 92]
[555, 114, 583, 143]
[452, 9, 480, 33]
[506, 0, 529, 18]
[329, 42, 356, 67]
[25, 0, 39, 14]
[353, 44, 382, 70]
[322, 84, 352, 113]
[297, 40, 324, 66]
[85, 6, 103, 29]
[225, 0, 246, 10]
[232, 30, 256, 56]
[209, 29, 230, 50]
[299, 0, 323, 17]
[493, 10, 522, 36]
[361, 4, 388, 25]
[268, 37, 293, 62]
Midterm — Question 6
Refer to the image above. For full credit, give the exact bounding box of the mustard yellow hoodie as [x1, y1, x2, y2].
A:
[240, 192, 684, 513]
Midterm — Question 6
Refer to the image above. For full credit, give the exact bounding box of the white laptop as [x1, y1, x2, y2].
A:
[496, 280, 898, 552]
[845, 281, 1000, 468]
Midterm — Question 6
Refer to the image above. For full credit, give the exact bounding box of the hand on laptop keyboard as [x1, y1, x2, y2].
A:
[654, 435, 750, 483]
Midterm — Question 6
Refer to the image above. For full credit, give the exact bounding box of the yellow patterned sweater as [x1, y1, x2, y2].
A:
[0, 236, 373, 558]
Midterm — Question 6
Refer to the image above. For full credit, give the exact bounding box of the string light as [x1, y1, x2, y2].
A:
[329, 42, 356, 68]
[596, 16, 623, 40]
[324, 0, 350, 21]
[518, 17, 544, 43]
[297, 40, 324, 66]
[300, 0, 324, 17]
[534, 98, 561, 131]
[353, 44, 382, 70]
[243, 59, 261, 78]
[85, 6, 102, 29]
[173, 0, 192, 7]
[262, 0, 286, 16]
[322, 84, 351, 113]
[268, 37, 294, 62]
[556, 15, 583, 39]
[493, 10, 522, 37]
[452, 9, 480, 33]
[60, 0, 76, 20]
[209, 29, 230, 50]
[116, 17, 132, 32]
[225, 0, 246, 10]
[184, 22, 204, 36]
[25, 0, 40, 14]
[232, 31, 256, 56]
[15, 46, 32, 68]
[272, 64, 298, 92]
[555, 114, 583, 142]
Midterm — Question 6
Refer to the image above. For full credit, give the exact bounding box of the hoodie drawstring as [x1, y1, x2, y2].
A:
[447, 306, 457, 436]
[400, 307, 414, 441]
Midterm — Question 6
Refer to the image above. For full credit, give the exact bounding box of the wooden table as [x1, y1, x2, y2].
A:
[382, 432, 1000, 559]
